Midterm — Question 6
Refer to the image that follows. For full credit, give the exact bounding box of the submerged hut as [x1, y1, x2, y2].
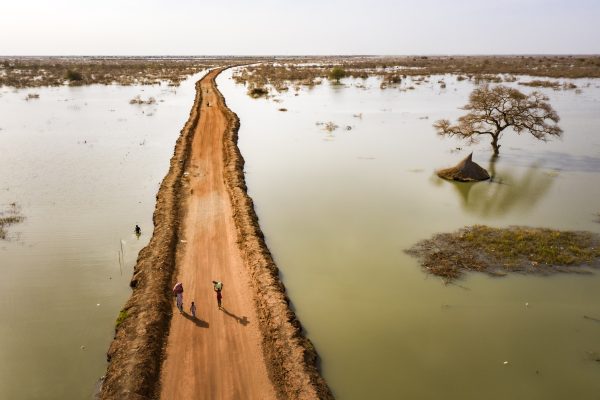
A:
[437, 153, 490, 182]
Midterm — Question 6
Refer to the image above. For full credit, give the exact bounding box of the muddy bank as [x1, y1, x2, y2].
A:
[99, 78, 202, 399]
[218, 77, 334, 399]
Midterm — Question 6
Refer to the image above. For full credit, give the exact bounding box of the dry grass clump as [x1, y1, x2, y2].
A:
[380, 73, 404, 89]
[473, 74, 503, 84]
[129, 95, 156, 105]
[315, 121, 339, 132]
[406, 225, 600, 282]
[518, 80, 578, 90]
[25, 93, 39, 100]
[0, 56, 234, 88]
[0, 203, 24, 240]
[248, 86, 269, 98]
[518, 80, 561, 88]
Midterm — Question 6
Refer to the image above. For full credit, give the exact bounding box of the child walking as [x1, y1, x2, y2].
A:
[190, 301, 197, 318]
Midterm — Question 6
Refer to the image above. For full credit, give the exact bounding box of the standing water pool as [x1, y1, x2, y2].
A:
[0, 71, 205, 399]
[218, 70, 600, 399]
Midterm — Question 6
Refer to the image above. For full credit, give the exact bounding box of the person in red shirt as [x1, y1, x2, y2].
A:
[212, 280, 223, 309]
[216, 289, 223, 309]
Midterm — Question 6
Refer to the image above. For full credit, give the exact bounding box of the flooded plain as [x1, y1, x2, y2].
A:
[218, 70, 600, 399]
[0, 71, 205, 399]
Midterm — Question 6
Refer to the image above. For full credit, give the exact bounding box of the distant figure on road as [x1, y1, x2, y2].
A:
[134, 224, 141, 237]
[213, 280, 223, 309]
[190, 301, 197, 318]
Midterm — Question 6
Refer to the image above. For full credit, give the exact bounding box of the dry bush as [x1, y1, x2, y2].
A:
[518, 80, 562, 89]
[519, 80, 578, 90]
[317, 121, 338, 132]
[248, 86, 269, 98]
[129, 95, 156, 105]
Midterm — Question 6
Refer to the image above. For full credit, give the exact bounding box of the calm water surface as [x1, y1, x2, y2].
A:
[0, 71, 205, 399]
[218, 71, 600, 399]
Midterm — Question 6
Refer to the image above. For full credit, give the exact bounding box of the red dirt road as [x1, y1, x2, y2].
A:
[159, 70, 277, 399]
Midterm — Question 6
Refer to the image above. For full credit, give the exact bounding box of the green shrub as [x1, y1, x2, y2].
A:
[115, 309, 128, 329]
[328, 67, 346, 83]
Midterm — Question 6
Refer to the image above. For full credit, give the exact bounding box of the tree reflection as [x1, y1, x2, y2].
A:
[439, 155, 556, 218]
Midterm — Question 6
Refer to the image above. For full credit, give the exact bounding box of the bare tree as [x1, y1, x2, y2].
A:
[434, 85, 562, 155]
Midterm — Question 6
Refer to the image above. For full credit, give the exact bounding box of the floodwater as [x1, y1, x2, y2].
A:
[0, 71, 205, 399]
[218, 70, 600, 399]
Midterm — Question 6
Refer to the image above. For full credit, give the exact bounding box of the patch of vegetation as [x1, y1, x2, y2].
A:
[129, 95, 156, 105]
[230, 55, 600, 97]
[473, 74, 503, 84]
[248, 86, 269, 98]
[115, 309, 128, 329]
[0, 203, 24, 240]
[519, 80, 561, 88]
[518, 80, 577, 90]
[328, 66, 346, 83]
[0, 56, 245, 88]
[406, 225, 600, 282]
[315, 121, 339, 132]
[65, 69, 83, 82]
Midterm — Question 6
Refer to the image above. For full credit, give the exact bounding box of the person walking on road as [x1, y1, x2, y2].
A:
[216, 290, 222, 309]
[212, 280, 223, 309]
[176, 293, 183, 314]
[173, 282, 184, 314]
[190, 301, 197, 318]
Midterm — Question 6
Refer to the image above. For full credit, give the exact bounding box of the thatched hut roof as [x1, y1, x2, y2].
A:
[437, 153, 490, 182]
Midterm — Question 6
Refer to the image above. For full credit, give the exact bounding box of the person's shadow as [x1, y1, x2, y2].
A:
[221, 307, 249, 326]
[182, 311, 209, 328]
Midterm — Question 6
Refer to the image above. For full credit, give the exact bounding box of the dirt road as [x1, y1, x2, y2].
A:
[101, 67, 331, 400]
[158, 70, 277, 399]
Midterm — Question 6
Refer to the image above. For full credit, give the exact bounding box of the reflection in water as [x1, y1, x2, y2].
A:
[219, 71, 600, 400]
[435, 157, 556, 217]
[500, 151, 600, 173]
[0, 71, 206, 399]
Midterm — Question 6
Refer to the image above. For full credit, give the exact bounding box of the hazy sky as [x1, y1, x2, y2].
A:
[1, 0, 599, 55]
